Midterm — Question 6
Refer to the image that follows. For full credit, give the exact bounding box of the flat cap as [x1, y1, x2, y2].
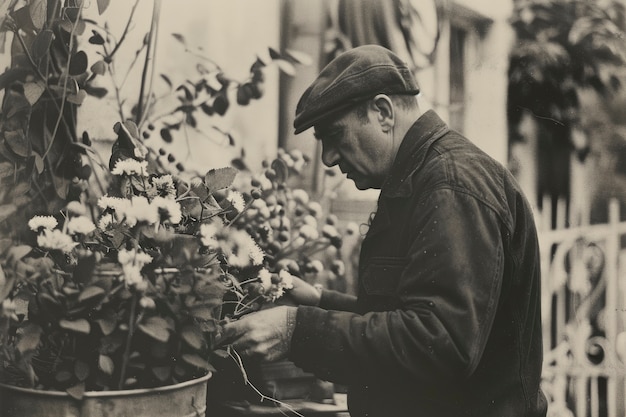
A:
[293, 45, 420, 134]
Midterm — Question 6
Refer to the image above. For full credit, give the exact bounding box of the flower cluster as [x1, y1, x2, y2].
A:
[230, 148, 355, 295]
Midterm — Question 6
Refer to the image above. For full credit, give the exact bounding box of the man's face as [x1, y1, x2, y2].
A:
[314, 107, 391, 190]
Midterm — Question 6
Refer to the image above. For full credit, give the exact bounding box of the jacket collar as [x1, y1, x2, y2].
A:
[380, 110, 449, 198]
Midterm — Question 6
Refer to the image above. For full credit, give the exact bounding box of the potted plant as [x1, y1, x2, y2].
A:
[0, 120, 316, 415]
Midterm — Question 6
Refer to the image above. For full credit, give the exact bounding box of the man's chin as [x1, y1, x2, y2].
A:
[349, 175, 373, 190]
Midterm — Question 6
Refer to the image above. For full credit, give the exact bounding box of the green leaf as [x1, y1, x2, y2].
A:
[181, 354, 211, 370]
[0, 162, 13, 178]
[7, 245, 32, 263]
[52, 172, 70, 199]
[190, 306, 213, 321]
[23, 81, 45, 105]
[138, 316, 170, 342]
[0, 204, 17, 223]
[97, 0, 111, 15]
[152, 366, 171, 382]
[29, 0, 46, 30]
[16, 324, 42, 353]
[181, 325, 204, 350]
[74, 360, 90, 381]
[285, 49, 313, 65]
[0, 68, 28, 91]
[213, 349, 230, 359]
[59, 319, 91, 334]
[204, 167, 238, 192]
[0, 264, 15, 302]
[78, 286, 105, 303]
[55, 370, 72, 383]
[66, 89, 87, 105]
[12, 6, 36, 33]
[66, 382, 85, 400]
[172, 33, 186, 46]
[96, 318, 116, 336]
[123, 120, 140, 141]
[98, 354, 114, 375]
[91, 60, 106, 76]
[69, 51, 88, 76]
[33, 152, 44, 174]
[32, 29, 53, 60]
[5, 130, 29, 157]
[160, 73, 172, 88]
[275, 59, 296, 77]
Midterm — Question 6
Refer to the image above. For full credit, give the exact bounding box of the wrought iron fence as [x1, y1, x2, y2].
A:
[539, 198, 626, 417]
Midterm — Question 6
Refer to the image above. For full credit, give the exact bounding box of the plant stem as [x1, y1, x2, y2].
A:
[44, 1, 85, 160]
[108, 0, 142, 61]
[136, 0, 162, 126]
[118, 292, 138, 389]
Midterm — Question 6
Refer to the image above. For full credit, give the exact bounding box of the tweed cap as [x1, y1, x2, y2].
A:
[293, 45, 420, 134]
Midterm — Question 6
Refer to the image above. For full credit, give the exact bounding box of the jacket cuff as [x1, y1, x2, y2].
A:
[289, 305, 338, 381]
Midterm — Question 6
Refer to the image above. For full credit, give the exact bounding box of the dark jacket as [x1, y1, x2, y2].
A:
[290, 111, 547, 417]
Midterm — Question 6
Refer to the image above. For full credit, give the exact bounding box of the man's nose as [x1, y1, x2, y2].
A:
[321, 145, 339, 167]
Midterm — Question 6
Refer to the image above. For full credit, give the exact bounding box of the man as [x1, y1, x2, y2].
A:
[219, 45, 547, 416]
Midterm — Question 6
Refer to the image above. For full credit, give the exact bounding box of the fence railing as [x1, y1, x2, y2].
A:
[539, 198, 626, 417]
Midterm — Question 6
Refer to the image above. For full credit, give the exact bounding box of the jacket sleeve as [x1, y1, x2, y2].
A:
[289, 188, 505, 385]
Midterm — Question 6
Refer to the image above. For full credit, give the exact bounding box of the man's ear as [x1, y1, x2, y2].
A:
[371, 94, 394, 132]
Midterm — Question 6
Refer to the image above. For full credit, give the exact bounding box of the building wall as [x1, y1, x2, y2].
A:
[76, 1, 283, 174]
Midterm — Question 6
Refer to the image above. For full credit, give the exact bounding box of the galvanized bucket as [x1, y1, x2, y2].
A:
[0, 373, 211, 417]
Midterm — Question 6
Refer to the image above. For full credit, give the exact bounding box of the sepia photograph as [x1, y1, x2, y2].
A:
[0, 1, 625, 416]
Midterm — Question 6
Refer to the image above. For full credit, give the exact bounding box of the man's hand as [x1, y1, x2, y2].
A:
[217, 306, 297, 362]
[286, 276, 322, 306]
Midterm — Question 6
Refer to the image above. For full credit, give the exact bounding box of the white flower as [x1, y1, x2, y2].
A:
[258, 268, 272, 289]
[308, 202, 323, 217]
[118, 249, 152, 288]
[345, 222, 359, 235]
[266, 269, 296, 301]
[226, 230, 264, 268]
[292, 236, 305, 248]
[124, 196, 159, 227]
[227, 191, 246, 213]
[322, 224, 339, 239]
[199, 221, 223, 248]
[299, 224, 319, 240]
[292, 189, 309, 205]
[251, 199, 271, 219]
[121, 264, 144, 287]
[98, 196, 131, 219]
[111, 159, 148, 176]
[302, 215, 317, 228]
[28, 215, 58, 231]
[37, 229, 77, 253]
[331, 259, 345, 276]
[253, 174, 273, 190]
[150, 174, 176, 199]
[152, 196, 182, 225]
[308, 260, 324, 273]
[67, 216, 96, 235]
[98, 213, 116, 230]
[248, 240, 265, 266]
[66, 201, 87, 216]
[139, 297, 156, 310]
[278, 269, 294, 290]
